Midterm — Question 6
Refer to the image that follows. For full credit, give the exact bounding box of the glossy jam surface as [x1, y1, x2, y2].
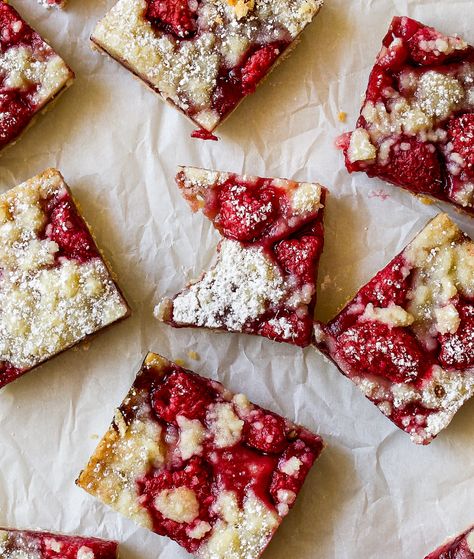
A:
[341, 16, 474, 213]
[122, 356, 323, 554]
[0, 529, 118, 559]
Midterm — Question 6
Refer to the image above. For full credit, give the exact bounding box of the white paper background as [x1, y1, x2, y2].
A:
[1, 0, 474, 557]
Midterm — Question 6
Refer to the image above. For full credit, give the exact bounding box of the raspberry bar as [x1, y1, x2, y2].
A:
[339, 16, 474, 213]
[0, 529, 118, 559]
[91, 0, 323, 133]
[426, 526, 474, 558]
[316, 213, 474, 445]
[0, 168, 130, 389]
[0, 2, 73, 150]
[77, 352, 324, 559]
[155, 166, 326, 347]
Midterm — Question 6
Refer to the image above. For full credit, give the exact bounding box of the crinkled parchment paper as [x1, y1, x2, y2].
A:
[1, 0, 474, 557]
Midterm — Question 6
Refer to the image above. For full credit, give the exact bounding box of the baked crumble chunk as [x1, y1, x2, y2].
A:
[0, 529, 118, 559]
[91, 0, 323, 133]
[316, 213, 474, 445]
[0, 2, 73, 150]
[0, 168, 130, 389]
[77, 352, 324, 559]
[155, 166, 326, 347]
[425, 525, 474, 558]
[339, 16, 474, 213]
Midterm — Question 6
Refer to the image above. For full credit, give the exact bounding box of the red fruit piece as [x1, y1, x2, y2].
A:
[358, 255, 412, 308]
[270, 440, 316, 504]
[0, 5, 33, 48]
[274, 234, 322, 284]
[145, 0, 198, 39]
[336, 321, 426, 383]
[385, 16, 423, 44]
[0, 361, 23, 389]
[212, 445, 277, 508]
[369, 137, 443, 195]
[139, 457, 213, 553]
[47, 199, 99, 262]
[377, 39, 409, 72]
[407, 26, 469, 66]
[364, 67, 394, 103]
[241, 44, 282, 94]
[243, 409, 288, 454]
[439, 313, 474, 370]
[447, 114, 474, 179]
[41, 537, 117, 559]
[259, 312, 313, 347]
[218, 181, 277, 241]
[0, 92, 34, 147]
[151, 368, 215, 423]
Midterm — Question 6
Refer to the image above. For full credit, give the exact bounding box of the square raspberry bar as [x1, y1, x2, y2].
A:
[91, 0, 323, 133]
[0, 2, 73, 150]
[0, 528, 118, 559]
[155, 166, 326, 347]
[0, 168, 130, 389]
[77, 352, 324, 558]
[316, 213, 474, 445]
[425, 526, 474, 558]
[339, 16, 474, 213]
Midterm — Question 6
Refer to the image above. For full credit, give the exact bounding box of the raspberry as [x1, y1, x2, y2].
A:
[377, 40, 409, 72]
[274, 234, 323, 284]
[212, 445, 277, 507]
[369, 137, 443, 195]
[407, 27, 468, 66]
[41, 537, 117, 559]
[385, 16, 423, 44]
[0, 5, 33, 48]
[358, 255, 412, 308]
[139, 458, 213, 553]
[364, 67, 394, 103]
[336, 321, 426, 383]
[0, 361, 22, 389]
[47, 199, 99, 262]
[439, 313, 474, 370]
[269, 440, 316, 504]
[259, 311, 313, 347]
[151, 369, 215, 423]
[217, 181, 277, 241]
[0, 92, 34, 147]
[243, 409, 288, 454]
[145, 0, 198, 39]
[241, 44, 281, 95]
[447, 114, 474, 179]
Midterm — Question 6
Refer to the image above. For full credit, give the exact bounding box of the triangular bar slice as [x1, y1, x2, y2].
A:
[156, 166, 326, 347]
[425, 525, 474, 558]
[0, 2, 73, 150]
[339, 16, 474, 214]
[316, 213, 474, 445]
[90, 0, 323, 134]
[0, 528, 118, 559]
[0, 169, 130, 389]
[77, 352, 324, 559]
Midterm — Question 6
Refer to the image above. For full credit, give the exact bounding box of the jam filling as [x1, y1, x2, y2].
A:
[134, 360, 323, 553]
[340, 16, 474, 212]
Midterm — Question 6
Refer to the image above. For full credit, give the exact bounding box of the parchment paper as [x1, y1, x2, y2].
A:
[1, 1, 474, 557]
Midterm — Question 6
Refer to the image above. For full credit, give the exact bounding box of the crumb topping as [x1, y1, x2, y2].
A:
[92, 0, 322, 131]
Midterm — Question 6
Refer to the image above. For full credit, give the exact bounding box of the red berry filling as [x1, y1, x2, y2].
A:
[447, 114, 474, 179]
[0, 5, 35, 49]
[274, 233, 322, 285]
[217, 181, 278, 242]
[243, 409, 288, 454]
[336, 321, 427, 384]
[439, 308, 474, 370]
[241, 44, 282, 94]
[366, 137, 443, 195]
[359, 255, 412, 308]
[139, 457, 213, 553]
[46, 197, 99, 263]
[39, 535, 118, 559]
[145, 0, 199, 39]
[151, 368, 216, 424]
[258, 311, 313, 347]
[0, 361, 24, 389]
